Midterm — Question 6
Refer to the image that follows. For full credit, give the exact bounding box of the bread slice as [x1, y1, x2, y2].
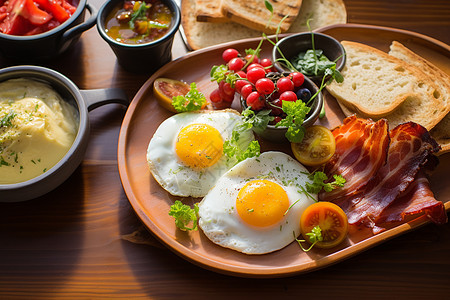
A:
[389, 41, 450, 154]
[220, 0, 302, 33]
[326, 41, 444, 118]
[195, 0, 228, 23]
[181, 0, 347, 50]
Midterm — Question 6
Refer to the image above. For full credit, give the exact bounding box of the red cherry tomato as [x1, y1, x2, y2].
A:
[255, 78, 275, 95]
[246, 67, 266, 84]
[279, 91, 297, 102]
[228, 57, 245, 72]
[235, 79, 248, 94]
[276, 77, 294, 93]
[209, 88, 222, 103]
[269, 98, 283, 115]
[246, 91, 265, 111]
[246, 63, 265, 73]
[240, 84, 254, 99]
[244, 54, 259, 64]
[222, 48, 239, 63]
[260, 58, 273, 69]
[236, 70, 246, 79]
[290, 72, 305, 87]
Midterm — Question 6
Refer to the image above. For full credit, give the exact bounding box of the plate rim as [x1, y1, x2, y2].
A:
[117, 23, 450, 278]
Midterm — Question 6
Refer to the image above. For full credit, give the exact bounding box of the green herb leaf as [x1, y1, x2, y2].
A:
[264, 0, 273, 13]
[168, 200, 199, 231]
[305, 171, 346, 194]
[0, 110, 16, 128]
[172, 83, 206, 112]
[223, 128, 261, 164]
[275, 100, 310, 143]
[294, 225, 323, 252]
[129, 2, 150, 29]
[240, 107, 274, 133]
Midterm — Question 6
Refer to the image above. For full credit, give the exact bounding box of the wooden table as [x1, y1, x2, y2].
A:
[1, 0, 449, 298]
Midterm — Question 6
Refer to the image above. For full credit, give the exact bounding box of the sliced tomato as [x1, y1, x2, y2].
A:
[20, 0, 52, 25]
[34, 0, 68, 23]
[153, 78, 191, 113]
[291, 125, 336, 167]
[61, 0, 76, 14]
[300, 201, 348, 249]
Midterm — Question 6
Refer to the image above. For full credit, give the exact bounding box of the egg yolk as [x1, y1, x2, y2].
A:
[236, 180, 290, 227]
[175, 123, 223, 170]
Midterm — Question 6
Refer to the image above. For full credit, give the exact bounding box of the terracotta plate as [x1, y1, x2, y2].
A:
[117, 24, 450, 278]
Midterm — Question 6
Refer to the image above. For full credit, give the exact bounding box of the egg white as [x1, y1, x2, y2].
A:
[146, 109, 255, 197]
[198, 151, 317, 255]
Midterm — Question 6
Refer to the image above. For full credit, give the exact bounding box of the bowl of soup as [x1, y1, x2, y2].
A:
[97, 0, 181, 73]
[0, 0, 97, 62]
[0, 65, 129, 202]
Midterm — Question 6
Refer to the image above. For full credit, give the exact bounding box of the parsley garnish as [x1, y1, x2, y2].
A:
[275, 100, 311, 143]
[172, 83, 207, 112]
[223, 129, 261, 163]
[1, 110, 16, 128]
[294, 226, 323, 252]
[305, 171, 346, 194]
[168, 200, 199, 231]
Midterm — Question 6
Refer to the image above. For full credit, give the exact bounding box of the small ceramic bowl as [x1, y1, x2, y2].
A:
[240, 74, 323, 143]
[272, 32, 346, 83]
[0, 65, 129, 202]
[97, 0, 181, 73]
[0, 0, 97, 62]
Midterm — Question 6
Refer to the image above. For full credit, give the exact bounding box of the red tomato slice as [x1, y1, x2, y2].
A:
[21, 0, 52, 25]
[34, 0, 69, 23]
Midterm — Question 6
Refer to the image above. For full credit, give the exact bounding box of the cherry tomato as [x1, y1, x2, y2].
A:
[255, 78, 275, 95]
[235, 79, 248, 94]
[209, 88, 222, 103]
[276, 77, 294, 93]
[236, 70, 246, 79]
[244, 54, 259, 64]
[240, 84, 254, 99]
[268, 98, 283, 115]
[246, 67, 266, 84]
[246, 91, 265, 111]
[260, 58, 273, 69]
[153, 78, 191, 113]
[222, 48, 239, 63]
[228, 57, 245, 72]
[279, 91, 297, 102]
[246, 63, 264, 73]
[290, 72, 305, 87]
[291, 125, 336, 167]
[300, 202, 348, 249]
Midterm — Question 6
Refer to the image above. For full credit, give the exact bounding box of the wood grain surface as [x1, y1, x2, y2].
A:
[1, 0, 449, 299]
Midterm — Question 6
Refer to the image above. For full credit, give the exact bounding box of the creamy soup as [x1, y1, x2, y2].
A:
[0, 78, 78, 184]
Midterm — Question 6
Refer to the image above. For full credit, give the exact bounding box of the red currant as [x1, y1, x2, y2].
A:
[246, 67, 266, 84]
[228, 57, 245, 72]
[246, 91, 265, 111]
[255, 78, 275, 95]
[276, 77, 294, 93]
[222, 48, 239, 63]
[279, 91, 297, 102]
[290, 72, 305, 87]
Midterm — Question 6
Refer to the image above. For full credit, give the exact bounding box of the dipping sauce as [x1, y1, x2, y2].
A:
[104, 0, 172, 44]
[0, 78, 78, 184]
[0, 0, 78, 36]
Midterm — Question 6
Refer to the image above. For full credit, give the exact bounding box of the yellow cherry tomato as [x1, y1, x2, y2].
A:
[153, 78, 191, 113]
[291, 125, 336, 167]
[300, 202, 348, 249]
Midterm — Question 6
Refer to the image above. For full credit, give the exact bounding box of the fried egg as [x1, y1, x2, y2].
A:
[146, 109, 254, 197]
[198, 151, 317, 255]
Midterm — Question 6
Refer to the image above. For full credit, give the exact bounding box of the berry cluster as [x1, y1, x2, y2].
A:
[210, 48, 312, 124]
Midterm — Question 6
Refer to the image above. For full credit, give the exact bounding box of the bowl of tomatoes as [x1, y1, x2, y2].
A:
[96, 0, 181, 73]
[0, 0, 97, 61]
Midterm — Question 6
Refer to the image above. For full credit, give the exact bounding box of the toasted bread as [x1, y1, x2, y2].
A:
[389, 41, 450, 154]
[326, 41, 444, 119]
[195, 0, 228, 23]
[181, 0, 347, 50]
[220, 0, 302, 33]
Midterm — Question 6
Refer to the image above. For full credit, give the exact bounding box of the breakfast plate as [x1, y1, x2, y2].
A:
[117, 24, 450, 278]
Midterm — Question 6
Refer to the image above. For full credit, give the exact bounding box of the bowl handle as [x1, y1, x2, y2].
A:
[61, 3, 98, 43]
[80, 88, 129, 112]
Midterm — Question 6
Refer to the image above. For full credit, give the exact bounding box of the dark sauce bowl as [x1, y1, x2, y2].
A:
[272, 32, 346, 83]
[0, 0, 97, 62]
[240, 74, 323, 143]
[97, 0, 181, 73]
[0, 65, 129, 202]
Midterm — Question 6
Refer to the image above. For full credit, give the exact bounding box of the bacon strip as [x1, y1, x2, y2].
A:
[320, 117, 446, 233]
[320, 115, 390, 201]
[377, 171, 447, 225]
